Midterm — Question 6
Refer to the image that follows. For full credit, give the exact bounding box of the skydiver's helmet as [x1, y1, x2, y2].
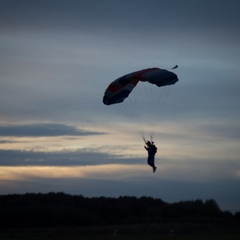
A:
[146, 141, 152, 146]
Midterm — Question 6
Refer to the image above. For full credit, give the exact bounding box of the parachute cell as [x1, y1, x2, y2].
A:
[103, 68, 178, 105]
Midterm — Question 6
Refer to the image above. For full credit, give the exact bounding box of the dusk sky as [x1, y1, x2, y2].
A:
[1, 0, 240, 213]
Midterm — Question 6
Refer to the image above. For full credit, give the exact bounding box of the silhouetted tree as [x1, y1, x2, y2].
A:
[0, 193, 238, 229]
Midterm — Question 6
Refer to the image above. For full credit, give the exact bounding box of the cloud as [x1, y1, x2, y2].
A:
[0, 140, 13, 144]
[0, 123, 106, 137]
[0, 149, 143, 167]
[194, 121, 240, 141]
[1, 148, 239, 184]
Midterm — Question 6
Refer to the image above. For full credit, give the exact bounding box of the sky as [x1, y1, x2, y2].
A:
[1, 0, 240, 213]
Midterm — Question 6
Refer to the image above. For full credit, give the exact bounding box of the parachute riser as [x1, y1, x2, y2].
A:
[142, 133, 154, 144]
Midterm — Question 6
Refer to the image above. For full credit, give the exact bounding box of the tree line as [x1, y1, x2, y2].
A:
[1, 192, 239, 228]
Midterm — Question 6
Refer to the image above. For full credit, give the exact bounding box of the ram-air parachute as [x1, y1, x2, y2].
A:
[103, 66, 179, 140]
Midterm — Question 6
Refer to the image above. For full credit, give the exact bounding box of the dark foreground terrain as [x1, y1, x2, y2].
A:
[1, 193, 239, 239]
[1, 225, 240, 240]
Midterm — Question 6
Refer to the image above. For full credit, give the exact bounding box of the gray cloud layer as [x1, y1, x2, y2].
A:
[0, 149, 141, 166]
[0, 123, 105, 137]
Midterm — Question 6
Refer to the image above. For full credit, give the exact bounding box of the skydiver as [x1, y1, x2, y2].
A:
[144, 139, 157, 173]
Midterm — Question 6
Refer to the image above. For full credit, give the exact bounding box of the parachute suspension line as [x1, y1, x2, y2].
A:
[116, 83, 172, 143]
[141, 82, 152, 140]
[153, 84, 163, 139]
[152, 86, 171, 141]
[113, 101, 132, 122]
[142, 83, 172, 143]
[140, 82, 158, 142]
[148, 84, 157, 140]
[133, 83, 149, 139]
[138, 82, 145, 138]
[147, 84, 157, 141]
[158, 86, 171, 124]
[149, 84, 159, 141]
[126, 92, 141, 124]
[121, 81, 152, 140]
[117, 86, 143, 134]
[103, 67, 178, 143]
[120, 82, 145, 139]
[127, 83, 144, 122]
[111, 90, 141, 127]
[121, 98, 132, 120]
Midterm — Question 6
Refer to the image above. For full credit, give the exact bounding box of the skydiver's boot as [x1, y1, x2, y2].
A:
[153, 166, 157, 173]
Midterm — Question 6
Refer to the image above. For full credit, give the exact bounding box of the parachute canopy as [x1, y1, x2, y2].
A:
[103, 67, 178, 105]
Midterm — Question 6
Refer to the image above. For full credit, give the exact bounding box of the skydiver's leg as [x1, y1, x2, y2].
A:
[148, 156, 155, 167]
[148, 155, 157, 173]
